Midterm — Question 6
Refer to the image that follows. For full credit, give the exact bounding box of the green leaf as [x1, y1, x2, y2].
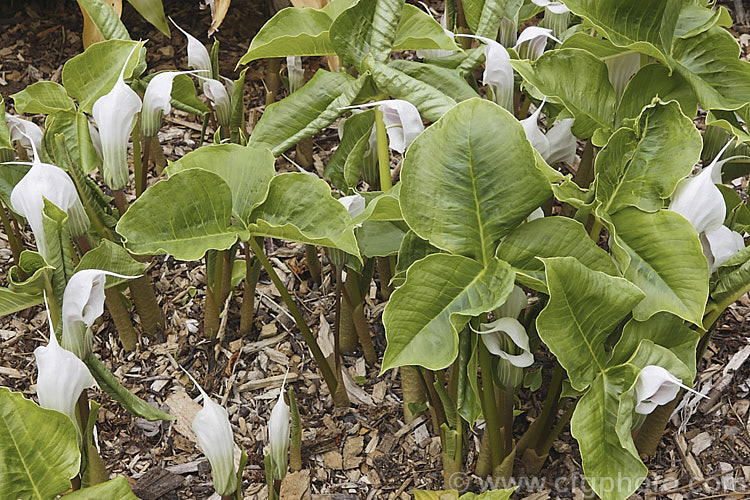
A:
[670, 26, 750, 111]
[626, 339, 693, 388]
[570, 365, 646, 500]
[170, 74, 210, 116]
[126, 0, 170, 36]
[116, 169, 242, 260]
[85, 356, 173, 421]
[607, 208, 708, 325]
[382, 254, 514, 371]
[356, 220, 408, 257]
[392, 4, 459, 53]
[329, 0, 403, 67]
[595, 100, 702, 214]
[8, 251, 53, 294]
[0, 95, 12, 159]
[0, 163, 31, 214]
[326, 109, 375, 190]
[64, 476, 137, 500]
[401, 98, 550, 263]
[229, 69, 248, 144]
[75, 239, 148, 287]
[511, 49, 616, 138]
[537, 257, 644, 391]
[709, 245, 750, 316]
[366, 59, 458, 123]
[616, 63, 698, 127]
[387, 60, 479, 103]
[356, 187, 403, 223]
[166, 144, 275, 223]
[496, 217, 619, 292]
[560, 0, 670, 61]
[42, 200, 75, 307]
[62, 40, 144, 113]
[77, 0, 131, 42]
[0, 288, 43, 317]
[456, 330, 482, 425]
[611, 313, 699, 376]
[238, 8, 335, 65]
[462, 0, 520, 39]
[706, 107, 750, 145]
[249, 70, 366, 156]
[394, 230, 440, 285]
[0, 387, 80, 500]
[42, 111, 100, 174]
[12, 82, 76, 114]
[246, 172, 360, 256]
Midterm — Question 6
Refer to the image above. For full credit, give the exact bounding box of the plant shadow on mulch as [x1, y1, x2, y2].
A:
[1, 0, 750, 498]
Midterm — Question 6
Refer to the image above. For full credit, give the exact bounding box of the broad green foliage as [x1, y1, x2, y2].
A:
[42, 111, 101, 173]
[64, 476, 138, 500]
[594, 100, 702, 214]
[496, 217, 618, 292]
[537, 257, 644, 391]
[75, 239, 148, 287]
[62, 40, 144, 113]
[166, 144, 275, 223]
[77, 0, 131, 42]
[512, 49, 616, 138]
[245, 173, 360, 257]
[117, 169, 241, 260]
[607, 208, 708, 325]
[382, 254, 514, 371]
[12, 82, 76, 114]
[616, 64, 698, 126]
[329, 0, 404, 66]
[570, 365, 646, 500]
[0, 387, 80, 500]
[401, 99, 550, 263]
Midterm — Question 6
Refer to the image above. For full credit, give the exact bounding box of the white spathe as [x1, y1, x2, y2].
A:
[338, 193, 366, 220]
[91, 45, 142, 190]
[62, 269, 140, 360]
[474, 286, 533, 368]
[286, 56, 304, 93]
[520, 99, 577, 165]
[171, 17, 212, 76]
[35, 310, 95, 434]
[457, 34, 514, 112]
[9, 138, 90, 261]
[634, 365, 704, 415]
[669, 141, 745, 272]
[142, 71, 195, 137]
[268, 379, 290, 480]
[187, 371, 238, 496]
[514, 26, 560, 60]
[531, 0, 570, 14]
[203, 78, 232, 129]
[5, 113, 43, 158]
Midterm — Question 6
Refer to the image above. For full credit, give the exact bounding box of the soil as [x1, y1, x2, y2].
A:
[1, 1, 750, 499]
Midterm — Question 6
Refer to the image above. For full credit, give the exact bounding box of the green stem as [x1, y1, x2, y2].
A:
[204, 280, 221, 339]
[342, 273, 376, 364]
[305, 244, 321, 285]
[113, 189, 128, 217]
[500, 388, 514, 457]
[588, 219, 602, 241]
[478, 341, 502, 470]
[516, 362, 563, 455]
[240, 244, 261, 335]
[537, 399, 576, 455]
[104, 287, 138, 351]
[132, 122, 143, 197]
[129, 274, 164, 337]
[374, 106, 392, 192]
[219, 249, 233, 304]
[248, 238, 339, 396]
[574, 140, 596, 188]
[331, 265, 350, 407]
[516, 96, 532, 120]
[138, 135, 151, 197]
[376, 256, 393, 300]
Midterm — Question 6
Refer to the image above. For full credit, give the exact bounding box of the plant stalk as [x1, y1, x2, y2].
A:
[248, 238, 339, 396]
[132, 122, 143, 197]
[305, 244, 321, 285]
[478, 341, 503, 470]
[0, 201, 22, 267]
[632, 398, 679, 457]
[374, 106, 392, 192]
[139, 135, 152, 197]
[113, 189, 128, 216]
[103, 287, 138, 351]
[240, 245, 261, 335]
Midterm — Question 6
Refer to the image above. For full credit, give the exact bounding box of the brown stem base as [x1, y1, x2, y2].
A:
[632, 399, 679, 457]
[401, 366, 426, 423]
[104, 288, 138, 351]
[129, 274, 164, 337]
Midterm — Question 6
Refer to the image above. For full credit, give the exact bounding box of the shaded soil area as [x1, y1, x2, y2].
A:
[1, 1, 750, 499]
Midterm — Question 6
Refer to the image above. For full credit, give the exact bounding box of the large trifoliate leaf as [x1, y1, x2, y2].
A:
[607, 208, 708, 325]
[382, 254, 514, 371]
[249, 70, 367, 155]
[496, 217, 619, 292]
[537, 257, 644, 391]
[611, 313, 699, 376]
[62, 40, 144, 113]
[246, 173, 360, 256]
[366, 59, 459, 122]
[329, 0, 403, 67]
[117, 169, 242, 260]
[0, 387, 80, 500]
[12, 82, 76, 114]
[594, 100, 702, 214]
[670, 26, 750, 111]
[401, 98, 550, 264]
[511, 49, 616, 138]
[166, 144, 275, 223]
[570, 365, 646, 500]
[615, 63, 698, 127]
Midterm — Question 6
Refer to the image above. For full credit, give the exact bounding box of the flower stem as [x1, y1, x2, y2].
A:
[240, 244, 261, 335]
[305, 244, 321, 285]
[138, 135, 151, 197]
[374, 106, 392, 192]
[247, 238, 339, 397]
[113, 189, 128, 216]
[0, 201, 22, 267]
[104, 287, 138, 351]
[478, 340, 503, 470]
[132, 122, 143, 197]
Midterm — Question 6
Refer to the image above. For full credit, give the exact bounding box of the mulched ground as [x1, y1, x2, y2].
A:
[1, 1, 750, 498]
